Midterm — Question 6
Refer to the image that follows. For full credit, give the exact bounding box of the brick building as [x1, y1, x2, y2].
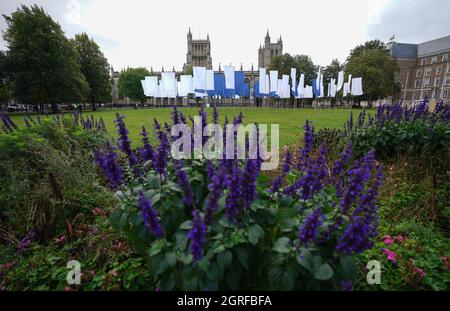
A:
[388, 35, 450, 103]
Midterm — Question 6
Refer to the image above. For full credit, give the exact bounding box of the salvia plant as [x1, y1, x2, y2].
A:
[96, 105, 383, 290]
[343, 100, 450, 168]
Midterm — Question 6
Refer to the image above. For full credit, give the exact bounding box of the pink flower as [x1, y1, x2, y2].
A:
[394, 235, 405, 243]
[109, 269, 118, 277]
[413, 267, 426, 279]
[382, 248, 397, 262]
[383, 235, 394, 245]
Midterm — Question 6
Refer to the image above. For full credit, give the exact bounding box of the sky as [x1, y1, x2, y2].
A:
[1, 0, 450, 71]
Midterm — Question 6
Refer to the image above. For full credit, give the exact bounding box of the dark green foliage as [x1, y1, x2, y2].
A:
[2, 5, 89, 112]
[0, 117, 113, 241]
[72, 32, 112, 110]
[118, 67, 150, 103]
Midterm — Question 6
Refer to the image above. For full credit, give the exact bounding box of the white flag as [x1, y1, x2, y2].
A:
[193, 67, 207, 91]
[290, 68, 297, 94]
[259, 68, 266, 94]
[269, 70, 278, 93]
[337, 71, 344, 92]
[224, 65, 235, 89]
[351, 77, 363, 96]
[206, 69, 214, 91]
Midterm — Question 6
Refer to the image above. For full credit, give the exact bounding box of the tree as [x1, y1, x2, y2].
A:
[183, 64, 193, 75]
[118, 67, 150, 103]
[345, 40, 399, 102]
[323, 59, 343, 85]
[2, 5, 88, 113]
[268, 53, 317, 88]
[72, 33, 111, 111]
[0, 51, 11, 105]
[347, 39, 388, 60]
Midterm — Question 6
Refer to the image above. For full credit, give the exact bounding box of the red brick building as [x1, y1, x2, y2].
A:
[388, 35, 450, 104]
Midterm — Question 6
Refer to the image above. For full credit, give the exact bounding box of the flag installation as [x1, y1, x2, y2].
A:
[139, 64, 363, 99]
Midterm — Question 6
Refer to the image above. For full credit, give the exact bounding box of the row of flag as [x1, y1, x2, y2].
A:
[141, 66, 363, 99]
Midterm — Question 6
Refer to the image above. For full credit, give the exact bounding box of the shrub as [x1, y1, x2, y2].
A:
[0, 113, 113, 242]
[345, 100, 449, 171]
[96, 107, 383, 290]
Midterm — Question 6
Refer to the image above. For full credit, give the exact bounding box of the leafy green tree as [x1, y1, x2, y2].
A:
[345, 40, 399, 102]
[2, 5, 88, 113]
[347, 39, 387, 60]
[0, 51, 11, 105]
[323, 59, 343, 85]
[183, 64, 193, 75]
[268, 53, 317, 90]
[72, 33, 111, 111]
[118, 67, 150, 103]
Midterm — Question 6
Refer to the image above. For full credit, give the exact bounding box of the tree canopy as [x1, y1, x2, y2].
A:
[72, 32, 112, 110]
[2, 5, 88, 113]
[118, 67, 150, 103]
[269, 53, 317, 86]
[345, 40, 399, 101]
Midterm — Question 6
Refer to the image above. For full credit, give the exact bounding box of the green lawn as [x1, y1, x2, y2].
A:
[9, 107, 356, 147]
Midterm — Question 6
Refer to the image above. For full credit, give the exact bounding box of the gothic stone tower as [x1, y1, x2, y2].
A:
[185, 28, 212, 70]
[258, 30, 283, 68]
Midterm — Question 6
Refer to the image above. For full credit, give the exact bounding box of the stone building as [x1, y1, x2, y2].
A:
[258, 30, 283, 68]
[388, 35, 450, 103]
[184, 28, 212, 70]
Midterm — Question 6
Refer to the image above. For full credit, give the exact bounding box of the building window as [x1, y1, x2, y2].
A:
[447, 64, 450, 73]
[421, 58, 426, 66]
[425, 67, 432, 76]
[416, 69, 422, 77]
[423, 78, 430, 87]
[431, 56, 437, 64]
[443, 54, 448, 62]
[443, 89, 448, 99]
[414, 79, 421, 88]
[445, 77, 450, 86]
[434, 77, 440, 86]
[436, 66, 442, 74]
[423, 90, 429, 98]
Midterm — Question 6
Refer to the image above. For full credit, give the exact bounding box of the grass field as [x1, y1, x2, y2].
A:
[9, 107, 356, 147]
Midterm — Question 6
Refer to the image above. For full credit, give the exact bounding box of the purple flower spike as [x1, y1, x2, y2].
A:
[137, 191, 163, 239]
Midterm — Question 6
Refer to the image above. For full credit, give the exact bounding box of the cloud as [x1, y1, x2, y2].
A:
[366, 0, 450, 43]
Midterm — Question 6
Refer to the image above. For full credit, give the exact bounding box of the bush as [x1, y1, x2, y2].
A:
[96, 107, 383, 290]
[345, 101, 449, 172]
[0, 113, 114, 242]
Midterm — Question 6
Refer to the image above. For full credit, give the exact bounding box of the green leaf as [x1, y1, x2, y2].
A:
[248, 224, 264, 245]
[213, 245, 225, 254]
[236, 248, 249, 269]
[179, 220, 193, 230]
[314, 263, 334, 280]
[149, 239, 165, 256]
[273, 237, 291, 253]
[340, 256, 357, 280]
[165, 252, 177, 268]
[217, 250, 232, 270]
[296, 248, 314, 272]
[147, 174, 161, 189]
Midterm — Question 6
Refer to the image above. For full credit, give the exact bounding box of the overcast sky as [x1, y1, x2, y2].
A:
[1, 0, 450, 71]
